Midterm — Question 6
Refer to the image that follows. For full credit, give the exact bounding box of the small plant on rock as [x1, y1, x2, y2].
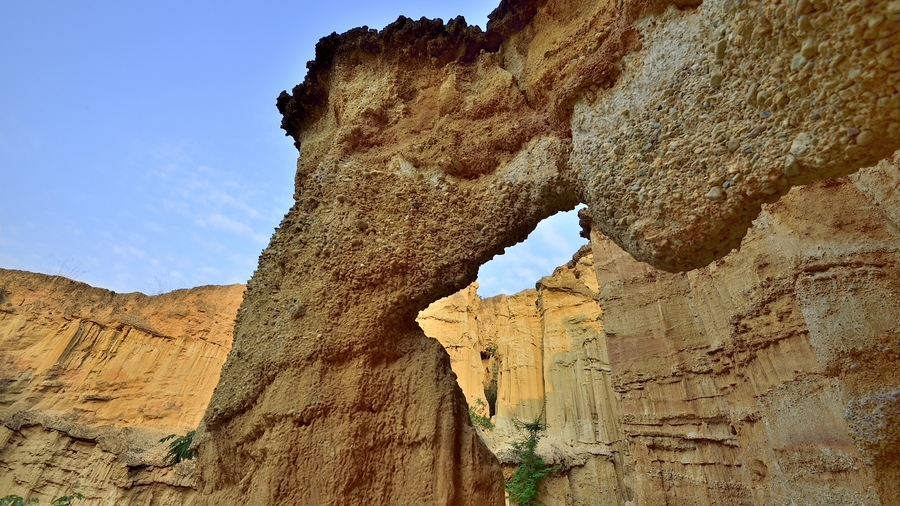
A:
[160, 430, 197, 465]
[50, 494, 83, 506]
[506, 416, 560, 506]
[0, 494, 83, 506]
[0, 497, 38, 506]
[468, 398, 494, 430]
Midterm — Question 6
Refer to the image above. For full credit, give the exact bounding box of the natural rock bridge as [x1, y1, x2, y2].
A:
[192, 0, 900, 503]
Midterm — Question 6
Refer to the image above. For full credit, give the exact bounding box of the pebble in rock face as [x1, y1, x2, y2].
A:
[856, 130, 875, 147]
[784, 155, 800, 177]
[715, 39, 727, 61]
[705, 186, 724, 200]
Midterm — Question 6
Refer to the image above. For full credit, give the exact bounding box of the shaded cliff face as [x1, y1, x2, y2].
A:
[588, 157, 900, 505]
[197, 0, 900, 503]
[0, 269, 242, 504]
[419, 158, 900, 505]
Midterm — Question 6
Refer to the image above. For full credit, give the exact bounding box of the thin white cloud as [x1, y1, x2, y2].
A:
[128, 232, 147, 244]
[175, 169, 263, 220]
[198, 213, 269, 244]
[147, 147, 276, 251]
[113, 245, 147, 259]
[190, 233, 228, 254]
[197, 265, 222, 278]
[145, 221, 165, 233]
[21, 141, 278, 293]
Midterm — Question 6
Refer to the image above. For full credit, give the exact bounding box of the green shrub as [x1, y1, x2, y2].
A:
[0, 497, 38, 506]
[0, 495, 82, 506]
[160, 430, 197, 465]
[468, 398, 494, 430]
[506, 417, 560, 506]
[50, 495, 83, 506]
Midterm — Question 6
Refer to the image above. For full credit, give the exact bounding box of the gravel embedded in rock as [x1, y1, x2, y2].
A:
[857, 130, 876, 147]
[715, 39, 727, 61]
[784, 155, 800, 177]
[705, 186, 724, 200]
[801, 38, 818, 59]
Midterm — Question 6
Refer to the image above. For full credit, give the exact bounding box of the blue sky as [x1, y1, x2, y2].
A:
[0, 0, 585, 297]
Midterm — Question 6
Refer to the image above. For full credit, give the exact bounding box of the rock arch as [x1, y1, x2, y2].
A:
[194, 0, 900, 503]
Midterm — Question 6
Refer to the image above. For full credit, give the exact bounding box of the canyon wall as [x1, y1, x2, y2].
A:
[419, 157, 900, 505]
[590, 156, 900, 505]
[418, 249, 632, 505]
[197, 0, 900, 502]
[1, 155, 897, 505]
[0, 270, 241, 504]
[3, 0, 897, 503]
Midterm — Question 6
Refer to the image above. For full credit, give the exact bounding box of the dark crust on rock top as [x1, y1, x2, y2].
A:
[275, 0, 556, 143]
[485, 0, 541, 37]
[276, 0, 698, 146]
[277, 15, 506, 142]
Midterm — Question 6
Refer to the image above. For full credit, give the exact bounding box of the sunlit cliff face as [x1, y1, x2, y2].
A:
[194, 0, 900, 504]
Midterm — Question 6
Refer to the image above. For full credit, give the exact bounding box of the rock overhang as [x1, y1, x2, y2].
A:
[276, 0, 900, 273]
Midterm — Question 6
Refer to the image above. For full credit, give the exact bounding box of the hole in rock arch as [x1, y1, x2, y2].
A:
[418, 206, 588, 422]
[476, 207, 588, 297]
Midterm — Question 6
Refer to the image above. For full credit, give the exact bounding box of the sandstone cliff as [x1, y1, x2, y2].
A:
[0, 270, 242, 504]
[198, 0, 900, 502]
[2, 152, 898, 505]
[589, 156, 900, 505]
[418, 250, 631, 505]
[418, 156, 900, 505]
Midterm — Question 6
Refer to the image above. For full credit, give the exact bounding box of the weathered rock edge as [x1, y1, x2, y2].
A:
[197, 0, 900, 504]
